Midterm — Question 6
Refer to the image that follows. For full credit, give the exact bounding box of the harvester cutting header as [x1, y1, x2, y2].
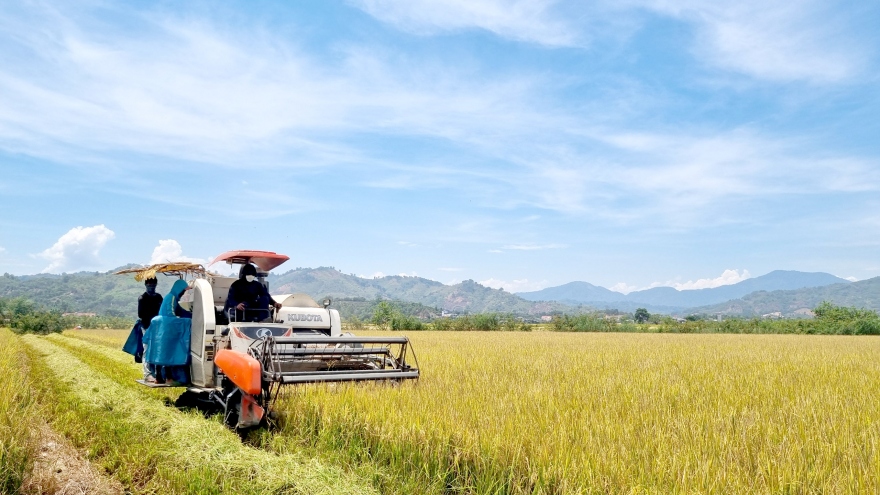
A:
[117, 250, 419, 431]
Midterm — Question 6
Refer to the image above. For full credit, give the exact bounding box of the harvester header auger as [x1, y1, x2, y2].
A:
[118, 249, 420, 433]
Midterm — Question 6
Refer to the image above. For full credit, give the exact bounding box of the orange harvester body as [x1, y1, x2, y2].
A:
[214, 349, 262, 396]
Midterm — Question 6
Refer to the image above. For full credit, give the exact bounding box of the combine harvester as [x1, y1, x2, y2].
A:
[117, 250, 419, 432]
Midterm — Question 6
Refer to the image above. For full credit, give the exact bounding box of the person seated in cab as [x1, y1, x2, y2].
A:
[225, 263, 280, 322]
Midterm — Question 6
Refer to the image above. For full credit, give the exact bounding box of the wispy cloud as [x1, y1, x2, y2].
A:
[351, 0, 580, 46]
[0, 4, 544, 170]
[355, 0, 869, 84]
[35, 225, 115, 273]
[502, 243, 567, 251]
[587, 128, 880, 227]
[633, 0, 867, 83]
[1, 1, 878, 287]
[1, 1, 875, 232]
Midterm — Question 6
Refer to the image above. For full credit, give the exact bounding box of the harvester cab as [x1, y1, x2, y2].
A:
[118, 250, 419, 432]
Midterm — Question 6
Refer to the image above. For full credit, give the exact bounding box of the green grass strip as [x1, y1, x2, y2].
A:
[21, 334, 377, 495]
[47, 333, 181, 404]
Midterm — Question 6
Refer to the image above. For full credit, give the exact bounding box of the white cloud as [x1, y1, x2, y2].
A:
[0, 246, 5, 254]
[845, 276, 858, 282]
[358, 271, 387, 279]
[612, 269, 752, 294]
[352, 0, 579, 46]
[634, 0, 864, 83]
[149, 239, 205, 265]
[480, 277, 547, 292]
[37, 225, 115, 273]
[669, 269, 751, 290]
[609, 282, 639, 294]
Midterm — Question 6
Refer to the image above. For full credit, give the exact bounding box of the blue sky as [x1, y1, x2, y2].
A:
[1, 0, 878, 293]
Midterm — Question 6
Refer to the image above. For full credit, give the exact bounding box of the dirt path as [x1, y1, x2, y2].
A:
[22, 422, 124, 495]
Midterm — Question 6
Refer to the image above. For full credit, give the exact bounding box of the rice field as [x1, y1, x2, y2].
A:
[0, 329, 40, 493]
[10, 328, 880, 494]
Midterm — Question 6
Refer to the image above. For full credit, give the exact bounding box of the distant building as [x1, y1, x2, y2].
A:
[62, 312, 97, 317]
[761, 312, 783, 320]
[540, 315, 553, 322]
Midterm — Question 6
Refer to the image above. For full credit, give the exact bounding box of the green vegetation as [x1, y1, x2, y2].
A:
[15, 332, 376, 494]
[1, 296, 64, 334]
[550, 302, 880, 335]
[552, 313, 638, 332]
[1, 296, 130, 334]
[430, 313, 529, 331]
[335, 298, 439, 322]
[812, 300, 880, 334]
[0, 270, 145, 316]
[370, 301, 425, 331]
[368, 300, 532, 332]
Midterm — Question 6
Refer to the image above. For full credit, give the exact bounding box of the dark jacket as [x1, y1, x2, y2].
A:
[138, 292, 163, 329]
[225, 279, 272, 322]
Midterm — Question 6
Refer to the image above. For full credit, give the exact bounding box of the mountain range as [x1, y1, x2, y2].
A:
[691, 276, 880, 316]
[268, 268, 567, 315]
[517, 271, 850, 310]
[1, 267, 877, 319]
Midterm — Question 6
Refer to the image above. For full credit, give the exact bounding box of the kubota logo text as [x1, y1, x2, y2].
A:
[287, 314, 324, 322]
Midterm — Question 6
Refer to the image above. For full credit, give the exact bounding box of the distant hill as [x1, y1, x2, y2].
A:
[518, 281, 627, 305]
[269, 267, 567, 315]
[0, 267, 569, 318]
[691, 277, 880, 317]
[4, 266, 867, 320]
[518, 271, 850, 310]
[0, 270, 145, 317]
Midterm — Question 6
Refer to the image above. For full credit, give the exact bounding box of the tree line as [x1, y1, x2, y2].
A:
[552, 302, 880, 335]
[0, 296, 130, 334]
[356, 300, 880, 335]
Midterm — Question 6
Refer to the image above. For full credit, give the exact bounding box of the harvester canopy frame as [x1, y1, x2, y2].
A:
[209, 250, 290, 272]
[115, 262, 214, 281]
